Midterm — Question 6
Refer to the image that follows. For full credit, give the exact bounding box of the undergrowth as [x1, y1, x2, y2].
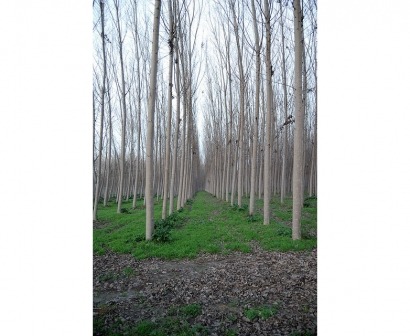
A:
[93, 191, 316, 259]
[94, 303, 207, 336]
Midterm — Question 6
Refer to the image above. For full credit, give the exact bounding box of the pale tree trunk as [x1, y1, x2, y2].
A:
[263, 0, 273, 225]
[126, 93, 134, 201]
[309, 55, 317, 197]
[292, 0, 304, 240]
[132, 103, 141, 208]
[177, 95, 186, 210]
[308, 3, 317, 197]
[169, 12, 180, 215]
[221, 81, 228, 200]
[155, 97, 162, 202]
[258, 79, 265, 200]
[176, 9, 187, 210]
[93, 90, 96, 201]
[249, 0, 261, 216]
[161, 0, 174, 219]
[182, 93, 192, 204]
[230, 137, 238, 206]
[103, 76, 113, 206]
[300, 24, 308, 204]
[145, 0, 161, 240]
[93, 0, 108, 221]
[279, 0, 289, 204]
[230, 1, 245, 208]
[132, 18, 142, 209]
[223, 75, 230, 202]
[113, 0, 128, 214]
[226, 40, 233, 203]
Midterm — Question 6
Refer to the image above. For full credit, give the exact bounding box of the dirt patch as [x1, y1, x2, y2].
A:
[93, 220, 111, 230]
[94, 245, 317, 335]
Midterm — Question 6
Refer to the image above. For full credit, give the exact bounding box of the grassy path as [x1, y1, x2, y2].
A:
[93, 191, 316, 259]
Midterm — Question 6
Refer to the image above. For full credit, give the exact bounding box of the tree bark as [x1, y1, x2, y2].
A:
[279, 0, 289, 204]
[145, 0, 161, 240]
[93, 0, 108, 221]
[249, 0, 261, 216]
[263, 0, 273, 225]
[132, 19, 142, 209]
[103, 76, 113, 206]
[292, 0, 304, 240]
[169, 9, 181, 214]
[113, 0, 128, 214]
[161, 0, 174, 219]
[230, 1, 245, 208]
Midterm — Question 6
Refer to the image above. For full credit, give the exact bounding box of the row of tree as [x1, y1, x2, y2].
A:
[92, 0, 317, 241]
[202, 0, 316, 239]
[92, 0, 204, 239]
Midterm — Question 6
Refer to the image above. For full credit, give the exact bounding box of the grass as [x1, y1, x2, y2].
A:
[94, 191, 316, 259]
[179, 303, 202, 317]
[289, 331, 317, 336]
[94, 303, 207, 336]
[244, 303, 279, 320]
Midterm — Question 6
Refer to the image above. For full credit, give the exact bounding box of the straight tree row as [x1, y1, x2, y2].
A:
[92, 0, 205, 239]
[202, 0, 317, 239]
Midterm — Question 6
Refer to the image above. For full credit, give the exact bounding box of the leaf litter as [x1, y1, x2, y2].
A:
[94, 244, 316, 335]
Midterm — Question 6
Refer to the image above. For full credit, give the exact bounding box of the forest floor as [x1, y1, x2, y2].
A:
[93, 192, 317, 335]
[94, 246, 316, 336]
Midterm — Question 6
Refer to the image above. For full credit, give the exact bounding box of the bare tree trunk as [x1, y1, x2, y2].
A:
[93, 89, 96, 202]
[249, 0, 260, 216]
[126, 93, 134, 201]
[169, 13, 180, 215]
[301, 22, 308, 204]
[223, 80, 230, 202]
[113, 0, 128, 214]
[176, 9, 187, 210]
[258, 79, 265, 200]
[103, 77, 113, 206]
[309, 57, 317, 197]
[145, 0, 161, 240]
[230, 1, 245, 208]
[93, 0, 108, 221]
[230, 138, 238, 206]
[132, 24, 142, 209]
[263, 0, 273, 225]
[155, 97, 162, 202]
[279, 0, 289, 204]
[162, 0, 174, 219]
[226, 43, 233, 203]
[292, 0, 304, 240]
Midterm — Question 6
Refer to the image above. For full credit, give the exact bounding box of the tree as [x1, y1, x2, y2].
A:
[279, 0, 289, 204]
[103, 71, 113, 207]
[292, 0, 304, 240]
[130, 0, 143, 209]
[168, 0, 181, 215]
[93, 0, 108, 221]
[230, 0, 245, 208]
[112, 0, 128, 214]
[162, 0, 175, 219]
[263, 0, 273, 225]
[145, 0, 162, 240]
[249, 0, 261, 216]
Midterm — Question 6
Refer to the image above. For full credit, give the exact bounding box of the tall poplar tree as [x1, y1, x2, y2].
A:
[292, 0, 304, 240]
[162, 0, 175, 219]
[249, 0, 261, 216]
[93, 0, 108, 221]
[145, 0, 162, 240]
[263, 0, 273, 225]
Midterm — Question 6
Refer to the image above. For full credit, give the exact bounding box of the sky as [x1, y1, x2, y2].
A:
[1, 0, 410, 335]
